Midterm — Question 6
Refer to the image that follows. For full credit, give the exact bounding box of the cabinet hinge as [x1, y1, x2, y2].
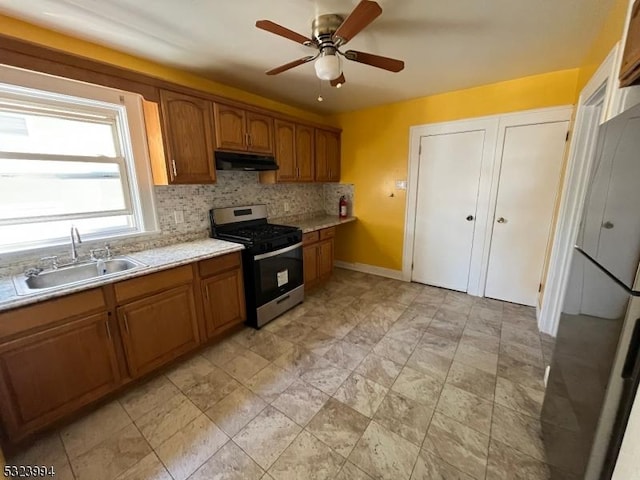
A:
[538, 283, 543, 293]
[566, 131, 570, 142]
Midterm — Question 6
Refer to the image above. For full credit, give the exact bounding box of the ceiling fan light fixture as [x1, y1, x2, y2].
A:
[314, 52, 341, 81]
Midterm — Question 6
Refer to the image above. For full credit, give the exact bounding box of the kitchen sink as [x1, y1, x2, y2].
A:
[13, 256, 147, 295]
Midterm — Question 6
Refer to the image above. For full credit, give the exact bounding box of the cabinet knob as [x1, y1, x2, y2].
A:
[466, 215, 474, 221]
[602, 221, 614, 229]
[497, 217, 506, 224]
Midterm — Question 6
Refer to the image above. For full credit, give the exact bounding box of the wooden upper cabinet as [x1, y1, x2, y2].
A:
[0, 312, 120, 440]
[296, 125, 315, 182]
[275, 120, 296, 181]
[621, 0, 640, 86]
[159, 90, 216, 184]
[117, 284, 199, 378]
[246, 112, 274, 154]
[214, 103, 247, 151]
[315, 129, 341, 182]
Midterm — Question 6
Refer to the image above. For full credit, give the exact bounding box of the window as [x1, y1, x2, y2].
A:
[0, 66, 158, 254]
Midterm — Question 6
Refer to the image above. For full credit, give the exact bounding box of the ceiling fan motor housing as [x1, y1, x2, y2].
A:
[311, 14, 344, 47]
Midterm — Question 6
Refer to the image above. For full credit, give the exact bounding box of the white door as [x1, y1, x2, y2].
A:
[412, 131, 485, 291]
[485, 121, 569, 306]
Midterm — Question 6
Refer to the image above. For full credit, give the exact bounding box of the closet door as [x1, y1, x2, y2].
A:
[412, 131, 485, 291]
[485, 121, 569, 306]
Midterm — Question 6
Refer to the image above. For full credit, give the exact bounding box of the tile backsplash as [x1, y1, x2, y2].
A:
[0, 172, 355, 277]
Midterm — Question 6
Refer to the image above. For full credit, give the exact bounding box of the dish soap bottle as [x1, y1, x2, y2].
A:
[339, 196, 348, 219]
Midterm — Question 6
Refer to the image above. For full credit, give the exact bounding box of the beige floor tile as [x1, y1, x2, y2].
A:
[272, 379, 329, 426]
[323, 340, 369, 370]
[273, 345, 320, 376]
[300, 358, 351, 395]
[372, 335, 418, 364]
[298, 328, 339, 356]
[469, 304, 503, 319]
[333, 373, 388, 418]
[454, 343, 498, 375]
[499, 342, 544, 368]
[416, 332, 459, 359]
[465, 316, 502, 337]
[61, 401, 131, 459]
[336, 461, 374, 480]
[268, 430, 344, 480]
[8, 433, 74, 480]
[446, 361, 496, 401]
[205, 385, 267, 437]
[406, 347, 453, 382]
[344, 322, 386, 348]
[459, 329, 500, 354]
[119, 375, 180, 420]
[433, 306, 468, 325]
[354, 353, 402, 388]
[497, 355, 545, 391]
[423, 412, 489, 480]
[245, 363, 298, 403]
[349, 421, 419, 480]
[373, 390, 432, 446]
[274, 321, 315, 344]
[491, 404, 545, 462]
[70, 423, 151, 480]
[435, 384, 493, 435]
[425, 318, 465, 341]
[248, 334, 295, 362]
[221, 349, 270, 383]
[166, 355, 217, 391]
[114, 452, 171, 480]
[184, 367, 241, 411]
[190, 441, 264, 480]
[135, 393, 201, 448]
[155, 414, 228, 480]
[316, 312, 359, 339]
[495, 376, 544, 418]
[306, 398, 370, 457]
[486, 439, 551, 480]
[232, 406, 301, 470]
[411, 448, 474, 480]
[370, 301, 408, 323]
[501, 324, 541, 348]
[201, 339, 245, 367]
[392, 365, 443, 407]
[473, 297, 505, 312]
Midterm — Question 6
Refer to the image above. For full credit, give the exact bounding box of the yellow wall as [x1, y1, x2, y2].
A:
[0, 14, 329, 125]
[576, 0, 629, 92]
[332, 69, 579, 270]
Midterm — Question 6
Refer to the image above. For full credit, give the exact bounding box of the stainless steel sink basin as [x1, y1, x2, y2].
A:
[13, 256, 147, 295]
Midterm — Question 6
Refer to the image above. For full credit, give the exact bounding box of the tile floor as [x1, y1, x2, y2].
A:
[8, 268, 566, 480]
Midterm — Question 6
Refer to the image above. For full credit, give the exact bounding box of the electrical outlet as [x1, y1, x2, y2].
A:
[284, 201, 290, 212]
[174, 210, 184, 224]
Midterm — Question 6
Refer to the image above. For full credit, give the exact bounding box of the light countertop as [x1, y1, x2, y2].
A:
[0, 238, 244, 312]
[275, 215, 356, 233]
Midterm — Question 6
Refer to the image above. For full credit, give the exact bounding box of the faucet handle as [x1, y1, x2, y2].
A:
[104, 244, 112, 260]
[39, 255, 59, 270]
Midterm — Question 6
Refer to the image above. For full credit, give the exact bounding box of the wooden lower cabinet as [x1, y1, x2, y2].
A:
[318, 239, 334, 280]
[201, 268, 246, 337]
[303, 227, 335, 289]
[0, 312, 120, 441]
[303, 243, 320, 289]
[117, 284, 199, 377]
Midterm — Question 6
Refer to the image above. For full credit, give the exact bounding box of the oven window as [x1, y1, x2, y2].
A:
[253, 247, 303, 304]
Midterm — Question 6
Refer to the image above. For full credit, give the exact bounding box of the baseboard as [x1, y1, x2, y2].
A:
[334, 261, 406, 281]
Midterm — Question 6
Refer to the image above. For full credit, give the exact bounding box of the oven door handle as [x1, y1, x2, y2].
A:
[253, 242, 303, 261]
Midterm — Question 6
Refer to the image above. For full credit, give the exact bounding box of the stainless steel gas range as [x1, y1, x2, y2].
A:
[209, 205, 304, 328]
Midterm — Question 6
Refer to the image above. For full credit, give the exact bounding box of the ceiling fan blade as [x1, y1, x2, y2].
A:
[344, 50, 404, 72]
[266, 56, 316, 75]
[333, 0, 382, 44]
[330, 73, 346, 87]
[256, 20, 312, 45]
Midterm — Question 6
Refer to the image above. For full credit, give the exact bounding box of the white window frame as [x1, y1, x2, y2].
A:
[0, 64, 158, 256]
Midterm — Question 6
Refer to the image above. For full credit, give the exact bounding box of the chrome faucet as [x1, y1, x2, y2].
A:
[70, 226, 82, 263]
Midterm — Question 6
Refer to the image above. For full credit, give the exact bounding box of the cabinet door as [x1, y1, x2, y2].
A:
[246, 112, 274, 154]
[214, 103, 247, 151]
[0, 312, 120, 440]
[160, 90, 216, 184]
[318, 239, 334, 280]
[201, 269, 246, 338]
[303, 243, 320, 289]
[296, 124, 315, 182]
[118, 284, 199, 377]
[275, 120, 296, 182]
[315, 129, 340, 182]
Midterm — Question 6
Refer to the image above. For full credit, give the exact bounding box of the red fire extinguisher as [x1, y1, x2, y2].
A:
[339, 196, 348, 219]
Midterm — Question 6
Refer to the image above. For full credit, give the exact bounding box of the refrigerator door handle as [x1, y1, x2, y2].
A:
[622, 318, 640, 379]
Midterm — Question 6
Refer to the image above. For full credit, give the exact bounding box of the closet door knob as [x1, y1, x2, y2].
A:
[497, 217, 506, 224]
[466, 215, 474, 221]
[602, 221, 614, 229]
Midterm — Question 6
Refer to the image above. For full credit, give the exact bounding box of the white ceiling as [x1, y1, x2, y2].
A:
[0, 0, 614, 113]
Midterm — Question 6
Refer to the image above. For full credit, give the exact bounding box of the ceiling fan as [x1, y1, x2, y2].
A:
[256, 0, 405, 88]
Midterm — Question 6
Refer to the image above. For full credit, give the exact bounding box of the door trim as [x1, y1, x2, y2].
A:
[404, 106, 572, 296]
[539, 44, 622, 336]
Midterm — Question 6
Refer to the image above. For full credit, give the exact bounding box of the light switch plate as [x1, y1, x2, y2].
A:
[395, 180, 407, 190]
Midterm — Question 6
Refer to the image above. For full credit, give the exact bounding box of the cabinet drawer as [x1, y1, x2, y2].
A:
[303, 231, 319, 245]
[320, 227, 336, 240]
[114, 265, 193, 303]
[198, 252, 241, 278]
[0, 289, 106, 340]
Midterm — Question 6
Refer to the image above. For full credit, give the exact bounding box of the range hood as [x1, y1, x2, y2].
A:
[215, 151, 278, 171]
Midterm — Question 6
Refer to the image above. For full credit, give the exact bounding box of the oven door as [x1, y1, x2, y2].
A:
[252, 242, 303, 306]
